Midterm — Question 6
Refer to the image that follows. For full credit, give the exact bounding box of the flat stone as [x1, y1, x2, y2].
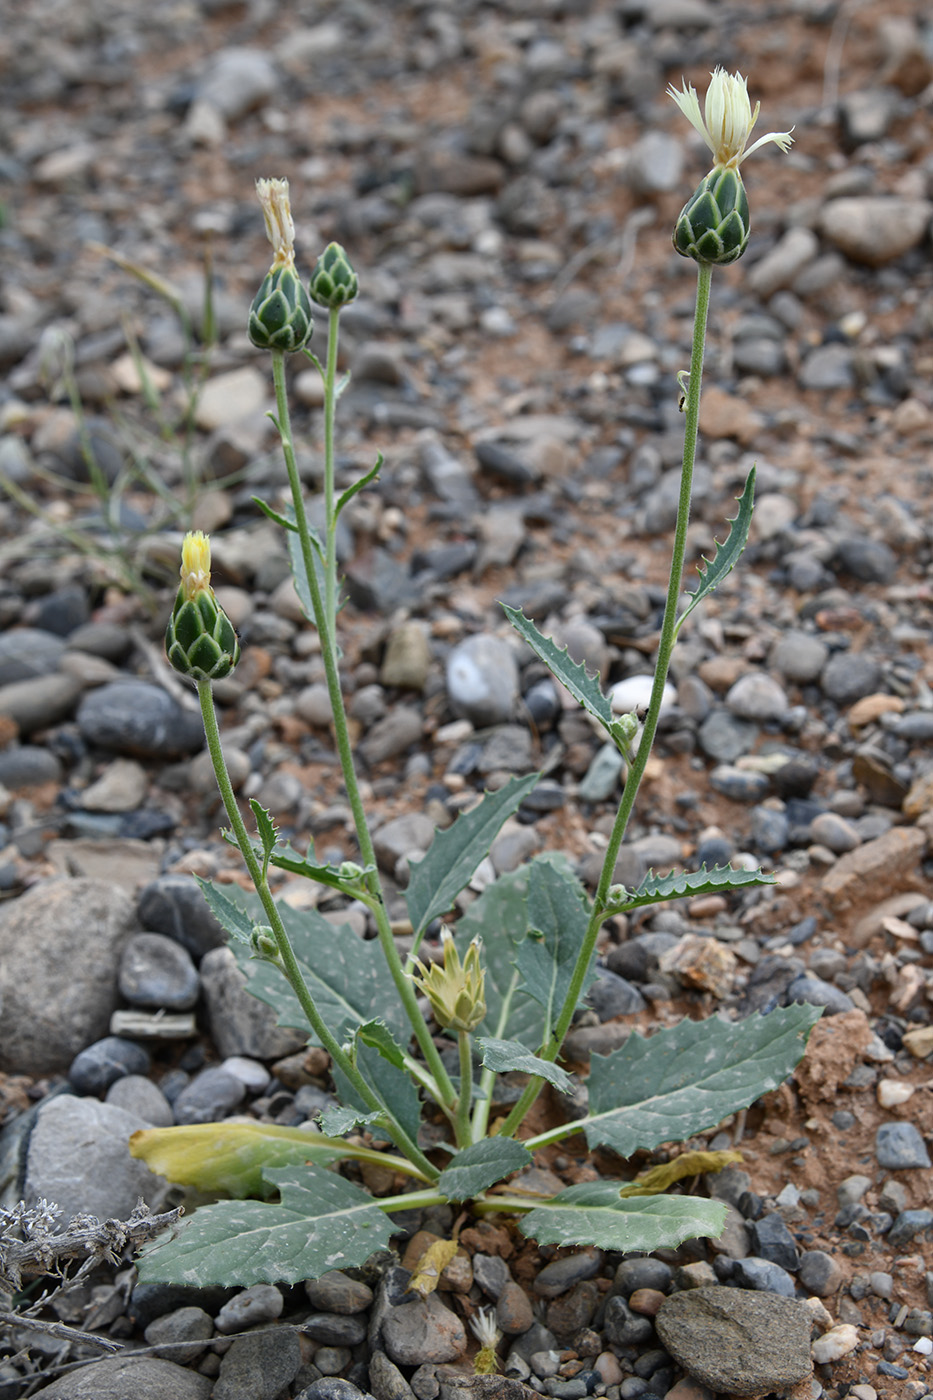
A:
[875, 1121, 931, 1169]
[26, 1356, 211, 1399]
[655, 1285, 812, 1395]
[820, 197, 932, 266]
[77, 681, 204, 759]
[821, 826, 927, 913]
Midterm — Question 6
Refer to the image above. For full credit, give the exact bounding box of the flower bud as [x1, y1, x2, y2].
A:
[248, 264, 314, 352]
[309, 242, 359, 309]
[165, 531, 240, 682]
[412, 931, 486, 1033]
[673, 165, 750, 266]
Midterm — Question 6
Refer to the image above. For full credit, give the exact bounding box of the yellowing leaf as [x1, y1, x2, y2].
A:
[130, 1121, 352, 1199]
[407, 1239, 460, 1297]
[617, 1149, 743, 1197]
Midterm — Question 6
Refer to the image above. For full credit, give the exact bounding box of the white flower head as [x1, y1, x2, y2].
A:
[470, 1307, 501, 1349]
[256, 177, 296, 266]
[668, 68, 794, 169]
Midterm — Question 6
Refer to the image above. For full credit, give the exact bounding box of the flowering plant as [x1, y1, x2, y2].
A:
[132, 75, 818, 1292]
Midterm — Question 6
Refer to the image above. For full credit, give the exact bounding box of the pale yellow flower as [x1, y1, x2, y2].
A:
[412, 931, 486, 1033]
[668, 68, 794, 169]
[180, 530, 212, 601]
[255, 177, 296, 267]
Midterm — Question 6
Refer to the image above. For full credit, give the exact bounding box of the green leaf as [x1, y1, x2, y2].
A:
[476, 1037, 575, 1094]
[502, 604, 614, 734]
[455, 864, 542, 1049]
[336, 454, 382, 518]
[129, 1121, 354, 1199]
[438, 1138, 533, 1201]
[265, 837, 376, 893]
[251, 496, 298, 532]
[196, 877, 256, 946]
[136, 1164, 395, 1286]
[357, 1019, 408, 1070]
[518, 1182, 727, 1253]
[606, 862, 775, 915]
[249, 800, 278, 860]
[405, 773, 541, 943]
[287, 513, 327, 625]
[580, 1005, 822, 1158]
[231, 896, 409, 1046]
[676, 466, 756, 635]
[319, 1105, 382, 1137]
[516, 862, 596, 1037]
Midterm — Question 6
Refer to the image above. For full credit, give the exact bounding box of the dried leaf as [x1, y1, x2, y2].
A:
[407, 1238, 460, 1297]
[618, 1149, 743, 1197]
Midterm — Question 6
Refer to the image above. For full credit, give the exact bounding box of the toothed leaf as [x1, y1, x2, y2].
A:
[502, 604, 614, 734]
[677, 467, 756, 634]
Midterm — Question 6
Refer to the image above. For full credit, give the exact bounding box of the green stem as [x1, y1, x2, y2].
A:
[270, 350, 456, 1111]
[323, 307, 339, 646]
[470, 970, 520, 1142]
[455, 1031, 474, 1148]
[196, 677, 438, 1183]
[497, 260, 715, 1141]
[374, 1188, 448, 1214]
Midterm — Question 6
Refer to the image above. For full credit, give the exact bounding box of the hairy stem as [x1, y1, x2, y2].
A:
[497, 261, 714, 1140]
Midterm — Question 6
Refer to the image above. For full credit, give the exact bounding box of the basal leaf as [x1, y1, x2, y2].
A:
[196, 877, 256, 946]
[676, 466, 756, 635]
[231, 895, 409, 1046]
[476, 1037, 575, 1095]
[129, 1121, 351, 1199]
[502, 604, 614, 735]
[606, 862, 775, 914]
[515, 862, 596, 1037]
[519, 1182, 727, 1252]
[437, 1138, 533, 1201]
[617, 1148, 743, 1197]
[136, 1164, 395, 1286]
[405, 773, 541, 942]
[580, 1004, 821, 1158]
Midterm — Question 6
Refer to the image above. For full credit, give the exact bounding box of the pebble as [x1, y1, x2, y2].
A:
[215, 1284, 284, 1334]
[797, 1250, 845, 1296]
[138, 874, 227, 961]
[820, 653, 883, 706]
[497, 1279, 535, 1334]
[119, 932, 201, 1010]
[875, 1121, 931, 1169]
[21, 1355, 212, 1398]
[785, 973, 855, 1016]
[819, 197, 933, 266]
[730, 1258, 797, 1297]
[770, 631, 830, 685]
[143, 1306, 215, 1363]
[306, 1272, 375, 1315]
[199, 946, 308, 1060]
[725, 672, 789, 723]
[77, 681, 204, 758]
[105, 1073, 175, 1127]
[213, 1328, 302, 1400]
[172, 1065, 248, 1125]
[811, 1323, 860, 1364]
[586, 967, 647, 1019]
[533, 1249, 603, 1298]
[748, 1213, 799, 1272]
[446, 634, 519, 726]
[68, 1035, 151, 1094]
[380, 1293, 467, 1365]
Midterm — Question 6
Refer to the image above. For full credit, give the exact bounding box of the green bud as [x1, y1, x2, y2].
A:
[251, 925, 280, 960]
[248, 263, 314, 352]
[673, 165, 750, 267]
[165, 531, 240, 682]
[309, 242, 359, 309]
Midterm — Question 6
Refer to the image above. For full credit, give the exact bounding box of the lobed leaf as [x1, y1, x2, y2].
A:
[606, 862, 775, 915]
[580, 1004, 822, 1159]
[196, 877, 256, 946]
[437, 1138, 534, 1202]
[519, 1182, 727, 1253]
[676, 466, 756, 634]
[476, 1037, 574, 1094]
[136, 1165, 395, 1286]
[502, 604, 614, 734]
[405, 773, 541, 943]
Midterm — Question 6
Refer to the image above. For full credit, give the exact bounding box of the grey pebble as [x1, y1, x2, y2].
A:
[834, 537, 897, 584]
[0, 672, 82, 734]
[750, 805, 789, 855]
[119, 931, 200, 1010]
[708, 766, 770, 802]
[138, 873, 226, 961]
[0, 627, 65, 684]
[200, 946, 308, 1060]
[748, 1212, 799, 1272]
[578, 743, 624, 802]
[446, 634, 519, 727]
[796, 1249, 844, 1296]
[306, 1273, 375, 1317]
[785, 973, 854, 1015]
[533, 1248, 602, 1298]
[797, 343, 855, 391]
[213, 1327, 302, 1400]
[725, 672, 788, 723]
[876, 1121, 931, 1169]
[143, 1305, 214, 1363]
[473, 1253, 512, 1299]
[373, 812, 435, 870]
[769, 631, 829, 685]
[68, 1035, 150, 1094]
[0, 745, 63, 788]
[17, 1355, 211, 1399]
[697, 711, 758, 763]
[105, 1073, 175, 1127]
[172, 1066, 246, 1125]
[808, 811, 861, 853]
[479, 725, 535, 775]
[369, 1350, 416, 1400]
[820, 653, 883, 705]
[602, 1296, 654, 1347]
[358, 706, 423, 765]
[215, 1283, 284, 1334]
[586, 967, 647, 1019]
[886, 1209, 933, 1246]
[730, 1257, 797, 1296]
[297, 1382, 367, 1400]
[304, 1314, 368, 1347]
[380, 1293, 467, 1365]
[77, 680, 204, 759]
[613, 1258, 672, 1296]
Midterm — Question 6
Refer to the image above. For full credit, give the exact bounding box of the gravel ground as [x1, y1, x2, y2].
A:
[1, 1, 933, 1397]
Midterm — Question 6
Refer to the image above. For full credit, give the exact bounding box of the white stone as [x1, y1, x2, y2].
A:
[811, 1324, 859, 1364]
[876, 1078, 915, 1108]
[609, 675, 676, 715]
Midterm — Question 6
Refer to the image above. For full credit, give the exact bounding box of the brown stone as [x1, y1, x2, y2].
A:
[820, 826, 927, 914]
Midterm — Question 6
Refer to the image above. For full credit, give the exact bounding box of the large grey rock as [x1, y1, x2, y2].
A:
[820, 196, 932, 267]
[655, 1285, 812, 1395]
[77, 681, 204, 759]
[0, 879, 136, 1074]
[200, 946, 308, 1059]
[25, 1094, 169, 1222]
[30, 1356, 211, 1399]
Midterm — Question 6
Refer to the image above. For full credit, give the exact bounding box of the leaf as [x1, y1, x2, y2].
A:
[231, 896, 410, 1046]
[330, 1039, 421, 1152]
[357, 1020, 409, 1071]
[476, 1038, 574, 1095]
[617, 1149, 743, 1197]
[606, 862, 775, 915]
[265, 837, 375, 893]
[129, 1122, 354, 1199]
[515, 862, 596, 1036]
[405, 773, 541, 941]
[196, 877, 256, 947]
[437, 1138, 534, 1201]
[287, 514, 327, 625]
[455, 865, 541, 1050]
[249, 800, 278, 860]
[251, 496, 298, 531]
[676, 466, 756, 634]
[336, 454, 382, 518]
[319, 1105, 382, 1137]
[518, 1182, 727, 1253]
[135, 1164, 396, 1286]
[502, 604, 615, 735]
[579, 1004, 822, 1158]
[407, 1238, 460, 1297]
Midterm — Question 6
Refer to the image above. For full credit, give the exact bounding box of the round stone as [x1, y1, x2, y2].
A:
[119, 932, 200, 1010]
[820, 653, 883, 705]
[446, 634, 519, 727]
[725, 672, 789, 723]
[68, 1035, 151, 1094]
[77, 681, 204, 759]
